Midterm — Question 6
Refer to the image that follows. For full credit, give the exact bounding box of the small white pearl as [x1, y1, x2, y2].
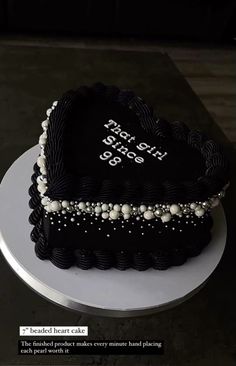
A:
[102, 203, 109, 211]
[123, 213, 130, 220]
[78, 202, 86, 210]
[62, 210, 66, 214]
[161, 213, 171, 222]
[170, 204, 180, 215]
[71, 218, 75, 222]
[140, 205, 147, 213]
[195, 208, 205, 217]
[95, 206, 102, 214]
[109, 210, 119, 220]
[62, 200, 69, 208]
[113, 204, 121, 212]
[102, 212, 109, 219]
[53, 101, 58, 107]
[50, 201, 61, 211]
[154, 209, 163, 217]
[46, 108, 52, 116]
[121, 204, 131, 214]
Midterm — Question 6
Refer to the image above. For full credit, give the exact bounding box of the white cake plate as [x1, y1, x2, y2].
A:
[0, 146, 227, 317]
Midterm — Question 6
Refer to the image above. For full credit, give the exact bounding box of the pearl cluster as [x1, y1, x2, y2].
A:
[40, 193, 224, 223]
[36, 101, 58, 195]
[36, 101, 228, 224]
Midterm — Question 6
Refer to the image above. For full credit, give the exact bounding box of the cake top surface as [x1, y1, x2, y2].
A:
[38, 83, 229, 205]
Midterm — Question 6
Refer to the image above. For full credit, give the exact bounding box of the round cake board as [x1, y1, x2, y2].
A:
[0, 146, 227, 317]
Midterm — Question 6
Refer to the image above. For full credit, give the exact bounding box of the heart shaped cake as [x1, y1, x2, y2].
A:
[29, 83, 229, 270]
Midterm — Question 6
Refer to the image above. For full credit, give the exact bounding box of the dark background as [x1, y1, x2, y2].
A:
[0, 0, 236, 43]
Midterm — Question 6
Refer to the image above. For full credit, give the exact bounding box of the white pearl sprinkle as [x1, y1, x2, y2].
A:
[113, 204, 121, 212]
[170, 204, 180, 215]
[78, 202, 86, 210]
[161, 213, 171, 223]
[140, 205, 147, 213]
[121, 204, 131, 214]
[124, 213, 130, 220]
[195, 208, 205, 217]
[62, 200, 69, 208]
[71, 218, 75, 222]
[102, 203, 109, 211]
[50, 200, 61, 212]
[144, 210, 154, 220]
[95, 206, 102, 214]
[102, 212, 109, 219]
[109, 210, 119, 220]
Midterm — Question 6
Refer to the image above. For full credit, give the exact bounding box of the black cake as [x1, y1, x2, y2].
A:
[29, 83, 229, 270]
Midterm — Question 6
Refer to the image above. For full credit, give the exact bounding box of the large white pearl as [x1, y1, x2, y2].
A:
[102, 212, 109, 219]
[161, 213, 171, 222]
[50, 201, 61, 211]
[113, 204, 121, 212]
[62, 200, 69, 208]
[37, 156, 46, 168]
[102, 203, 109, 211]
[40, 166, 47, 175]
[37, 184, 46, 194]
[170, 204, 180, 215]
[121, 204, 131, 214]
[109, 210, 119, 220]
[45, 205, 52, 212]
[37, 175, 43, 184]
[140, 205, 147, 213]
[78, 202, 86, 210]
[144, 210, 154, 220]
[190, 203, 197, 210]
[41, 197, 48, 206]
[41, 119, 49, 129]
[195, 208, 205, 217]
[124, 213, 130, 220]
[95, 206, 102, 214]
